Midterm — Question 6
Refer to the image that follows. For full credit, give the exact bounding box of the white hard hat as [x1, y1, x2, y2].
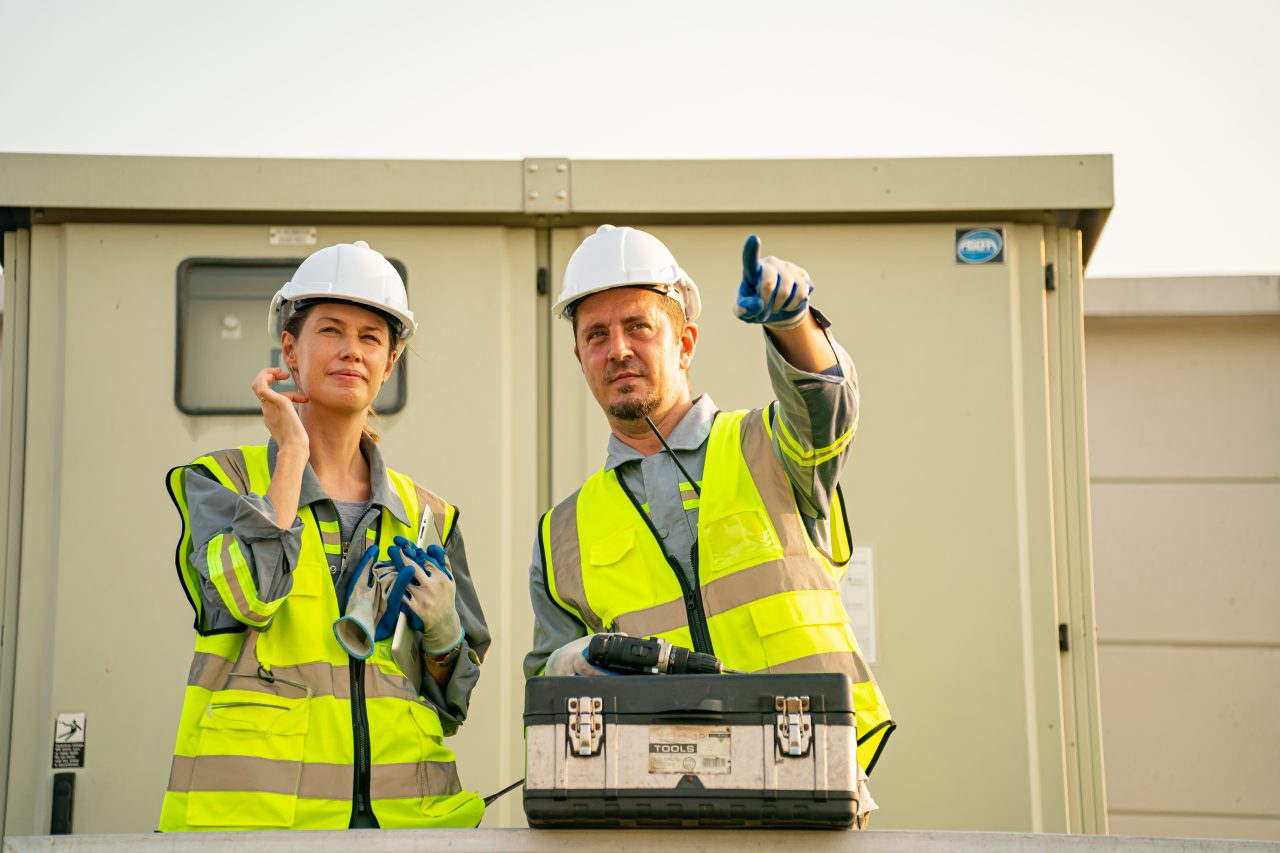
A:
[268, 241, 418, 353]
[554, 225, 701, 322]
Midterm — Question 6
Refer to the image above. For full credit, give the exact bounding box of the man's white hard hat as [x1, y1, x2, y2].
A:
[554, 225, 702, 322]
[268, 241, 418, 353]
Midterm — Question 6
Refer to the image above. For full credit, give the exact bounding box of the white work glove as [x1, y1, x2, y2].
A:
[734, 234, 814, 330]
[544, 634, 614, 677]
[388, 537, 463, 656]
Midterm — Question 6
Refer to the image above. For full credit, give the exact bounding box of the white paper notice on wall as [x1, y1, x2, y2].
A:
[840, 546, 877, 664]
[52, 712, 86, 769]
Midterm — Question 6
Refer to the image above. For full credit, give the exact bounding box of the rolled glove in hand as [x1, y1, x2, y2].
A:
[388, 538, 462, 656]
[734, 234, 814, 330]
[544, 634, 615, 677]
[334, 545, 386, 659]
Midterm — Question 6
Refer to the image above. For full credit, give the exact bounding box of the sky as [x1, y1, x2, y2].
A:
[1, 0, 1277, 278]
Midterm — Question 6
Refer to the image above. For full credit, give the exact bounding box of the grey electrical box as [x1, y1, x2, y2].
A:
[175, 258, 408, 414]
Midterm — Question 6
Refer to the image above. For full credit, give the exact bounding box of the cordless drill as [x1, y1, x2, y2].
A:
[586, 634, 725, 675]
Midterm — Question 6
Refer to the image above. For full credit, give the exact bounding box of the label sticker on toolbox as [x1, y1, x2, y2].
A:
[647, 725, 731, 774]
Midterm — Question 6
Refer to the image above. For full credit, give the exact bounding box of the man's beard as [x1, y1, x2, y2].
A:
[609, 388, 661, 421]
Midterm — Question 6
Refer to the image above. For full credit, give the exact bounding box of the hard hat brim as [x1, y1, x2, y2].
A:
[554, 279, 701, 322]
[269, 291, 417, 352]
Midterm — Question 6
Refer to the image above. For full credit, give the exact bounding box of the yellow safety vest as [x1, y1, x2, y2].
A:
[543, 408, 894, 773]
[159, 445, 484, 830]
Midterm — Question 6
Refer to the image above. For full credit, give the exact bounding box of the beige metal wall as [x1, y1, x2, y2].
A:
[2, 222, 539, 833]
[550, 222, 1103, 832]
[0, 153, 1114, 837]
[1085, 276, 1280, 841]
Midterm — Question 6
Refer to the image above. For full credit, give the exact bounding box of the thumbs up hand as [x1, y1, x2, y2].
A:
[734, 234, 813, 330]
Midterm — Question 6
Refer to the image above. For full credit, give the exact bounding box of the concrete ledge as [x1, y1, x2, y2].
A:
[5, 830, 1277, 853]
[1085, 276, 1280, 317]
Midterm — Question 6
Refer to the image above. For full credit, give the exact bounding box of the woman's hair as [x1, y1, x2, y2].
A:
[281, 300, 397, 442]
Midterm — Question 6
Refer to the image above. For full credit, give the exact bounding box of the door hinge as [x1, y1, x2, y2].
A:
[1058, 623, 1070, 652]
[536, 266, 548, 295]
[1045, 262, 1056, 291]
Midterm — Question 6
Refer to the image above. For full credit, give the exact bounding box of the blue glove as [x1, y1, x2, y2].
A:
[734, 234, 814, 329]
[389, 536, 463, 656]
[373, 555, 419, 642]
[391, 535, 453, 580]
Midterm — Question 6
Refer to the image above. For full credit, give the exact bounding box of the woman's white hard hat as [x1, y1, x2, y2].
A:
[268, 241, 418, 353]
[554, 225, 702, 322]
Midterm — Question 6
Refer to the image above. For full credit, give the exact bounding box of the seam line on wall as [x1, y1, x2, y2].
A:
[1099, 640, 1280, 650]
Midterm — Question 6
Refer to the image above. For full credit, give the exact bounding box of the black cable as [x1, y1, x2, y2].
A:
[644, 416, 701, 496]
[483, 777, 525, 806]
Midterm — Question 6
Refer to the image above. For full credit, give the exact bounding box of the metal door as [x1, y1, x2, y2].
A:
[546, 222, 1101, 831]
[1, 223, 540, 833]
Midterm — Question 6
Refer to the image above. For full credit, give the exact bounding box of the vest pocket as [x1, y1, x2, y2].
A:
[588, 525, 636, 566]
[702, 509, 780, 576]
[403, 703, 483, 826]
[405, 700, 455, 770]
[404, 700, 477, 815]
[186, 689, 311, 828]
[747, 591, 854, 669]
[587, 526, 664, 630]
[288, 560, 326, 598]
[422, 789, 486, 827]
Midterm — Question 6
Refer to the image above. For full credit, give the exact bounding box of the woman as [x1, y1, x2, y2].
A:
[159, 241, 489, 831]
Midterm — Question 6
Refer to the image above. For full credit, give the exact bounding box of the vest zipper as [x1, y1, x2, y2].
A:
[683, 544, 715, 656]
[349, 658, 376, 826]
[613, 473, 715, 656]
[346, 504, 378, 827]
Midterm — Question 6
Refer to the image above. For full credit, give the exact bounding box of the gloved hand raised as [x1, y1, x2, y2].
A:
[388, 535, 462, 656]
[734, 234, 813, 330]
[544, 634, 616, 677]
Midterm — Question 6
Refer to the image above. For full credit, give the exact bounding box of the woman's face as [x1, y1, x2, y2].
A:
[282, 302, 398, 415]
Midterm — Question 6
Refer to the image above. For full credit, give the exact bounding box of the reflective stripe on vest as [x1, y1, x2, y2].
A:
[160, 445, 482, 830]
[543, 408, 895, 773]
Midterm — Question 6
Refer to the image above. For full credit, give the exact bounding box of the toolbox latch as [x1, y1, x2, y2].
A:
[775, 695, 812, 757]
[567, 696, 603, 757]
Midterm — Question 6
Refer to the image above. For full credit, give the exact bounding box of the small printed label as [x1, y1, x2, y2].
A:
[955, 227, 1005, 264]
[53, 713, 86, 769]
[841, 546, 877, 664]
[648, 725, 731, 774]
[269, 226, 317, 246]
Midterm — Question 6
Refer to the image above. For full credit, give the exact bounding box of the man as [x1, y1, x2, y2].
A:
[524, 225, 893, 818]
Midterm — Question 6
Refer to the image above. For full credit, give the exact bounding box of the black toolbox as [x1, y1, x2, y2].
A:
[524, 673, 860, 829]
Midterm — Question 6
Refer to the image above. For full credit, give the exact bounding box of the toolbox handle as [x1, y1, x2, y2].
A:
[652, 698, 725, 718]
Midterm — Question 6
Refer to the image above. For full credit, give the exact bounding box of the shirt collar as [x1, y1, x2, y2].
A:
[603, 394, 718, 471]
[267, 433, 410, 525]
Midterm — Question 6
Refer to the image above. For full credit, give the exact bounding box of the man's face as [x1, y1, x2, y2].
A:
[573, 288, 695, 422]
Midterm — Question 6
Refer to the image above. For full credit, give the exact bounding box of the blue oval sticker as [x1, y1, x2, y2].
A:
[956, 228, 1003, 264]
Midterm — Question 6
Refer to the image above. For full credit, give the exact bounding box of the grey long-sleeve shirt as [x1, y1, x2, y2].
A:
[181, 434, 489, 734]
[524, 311, 859, 677]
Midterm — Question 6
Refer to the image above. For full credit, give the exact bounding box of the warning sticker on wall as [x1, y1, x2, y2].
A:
[647, 725, 731, 775]
[52, 713, 86, 769]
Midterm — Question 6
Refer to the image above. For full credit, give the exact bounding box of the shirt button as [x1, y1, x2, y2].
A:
[658, 528, 670, 539]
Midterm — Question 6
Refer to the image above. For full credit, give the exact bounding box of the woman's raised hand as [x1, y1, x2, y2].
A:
[251, 367, 310, 454]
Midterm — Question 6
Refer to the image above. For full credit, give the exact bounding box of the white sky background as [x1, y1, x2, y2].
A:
[1, 0, 1277, 277]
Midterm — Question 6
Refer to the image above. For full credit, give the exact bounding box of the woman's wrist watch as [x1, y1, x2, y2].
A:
[423, 633, 464, 667]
